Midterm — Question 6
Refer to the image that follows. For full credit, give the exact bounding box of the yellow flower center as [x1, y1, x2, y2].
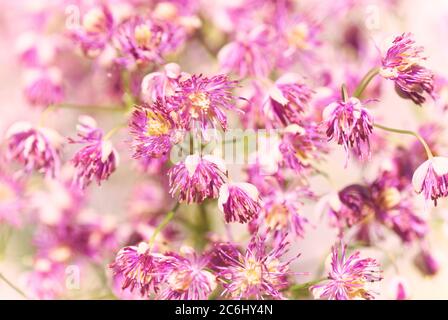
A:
[266, 204, 289, 229]
[82, 8, 107, 33]
[378, 187, 401, 210]
[135, 24, 153, 48]
[146, 111, 170, 136]
[242, 258, 263, 286]
[188, 92, 210, 119]
[287, 23, 310, 50]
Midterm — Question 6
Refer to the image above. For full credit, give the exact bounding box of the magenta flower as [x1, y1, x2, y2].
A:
[171, 74, 239, 133]
[23, 68, 64, 107]
[5, 121, 62, 177]
[168, 154, 227, 204]
[71, 5, 114, 57]
[218, 182, 261, 223]
[323, 97, 373, 163]
[69, 116, 119, 189]
[129, 100, 182, 160]
[310, 242, 382, 300]
[265, 74, 313, 127]
[380, 33, 434, 105]
[216, 234, 301, 300]
[414, 248, 440, 276]
[141, 63, 182, 103]
[26, 258, 67, 299]
[110, 242, 166, 297]
[114, 16, 185, 67]
[412, 156, 448, 206]
[218, 26, 276, 78]
[279, 122, 327, 173]
[159, 247, 217, 300]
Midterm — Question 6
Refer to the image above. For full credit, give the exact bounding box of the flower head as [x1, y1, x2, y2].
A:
[380, 33, 434, 105]
[216, 234, 300, 300]
[109, 242, 166, 297]
[310, 242, 382, 300]
[323, 97, 373, 163]
[69, 116, 119, 189]
[168, 154, 226, 204]
[412, 156, 448, 206]
[5, 121, 62, 177]
[171, 74, 239, 133]
[218, 182, 261, 223]
[23, 68, 64, 107]
[159, 247, 217, 300]
[129, 100, 181, 160]
[265, 74, 313, 127]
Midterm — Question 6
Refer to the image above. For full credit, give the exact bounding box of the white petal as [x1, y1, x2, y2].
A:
[322, 102, 338, 120]
[101, 140, 114, 162]
[6, 121, 32, 137]
[412, 159, 431, 192]
[78, 115, 97, 129]
[164, 63, 181, 79]
[233, 182, 259, 201]
[431, 156, 448, 176]
[275, 73, 302, 85]
[184, 154, 201, 177]
[203, 154, 226, 173]
[268, 85, 289, 105]
[217, 183, 230, 212]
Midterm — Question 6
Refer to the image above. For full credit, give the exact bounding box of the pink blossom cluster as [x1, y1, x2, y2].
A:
[1, 0, 448, 300]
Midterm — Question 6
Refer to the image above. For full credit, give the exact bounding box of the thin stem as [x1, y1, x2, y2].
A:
[103, 123, 127, 141]
[374, 123, 433, 159]
[0, 272, 28, 299]
[341, 84, 349, 102]
[353, 67, 380, 98]
[148, 203, 180, 248]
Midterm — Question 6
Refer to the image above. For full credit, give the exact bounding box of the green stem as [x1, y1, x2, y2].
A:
[148, 203, 180, 248]
[103, 123, 127, 141]
[0, 272, 28, 299]
[353, 67, 380, 98]
[341, 84, 349, 102]
[374, 123, 433, 159]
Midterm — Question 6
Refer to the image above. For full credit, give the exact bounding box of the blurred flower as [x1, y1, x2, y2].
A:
[168, 154, 226, 204]
[23, 68, 64, 108]
[141, 63, 182, 103]
[69, 116, 119, 189]
[5, 121, 62, 177]
[26, 257, 67, 299]
[323, 97, 373, 163]
[218, 182, 261, 223]
[380, 33, 434, 105]
[412, 156, 448, 206]
[414, 248, 440, 276]
[310, 242, 382, 300]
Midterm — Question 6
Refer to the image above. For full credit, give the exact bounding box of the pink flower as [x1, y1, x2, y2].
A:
[23, 68, 64, 108]
[71, 5, 114, 57]
[159, 247, 217, 300]
[380, 33, 434, 105]
[265, 74, 313, 127]
[5, 121, 62, 177]
[216, 234, 301, 299]
[414, 248, 440, 276]
[129, 99, 182, 160]
[69, 116, 119, 189]
[168, 154, 227, 204]
[141, 63, 183, 103]
[412, 156, 448, 205]
[109, 242, 166, 297]
[170, 74, 239, 133]
[218, 26, 276, 78]
[310, 242, 382, 300]
[218, 182, 261, 223]
[323, 97, 373, 163]
[114, 16, 185, 67]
